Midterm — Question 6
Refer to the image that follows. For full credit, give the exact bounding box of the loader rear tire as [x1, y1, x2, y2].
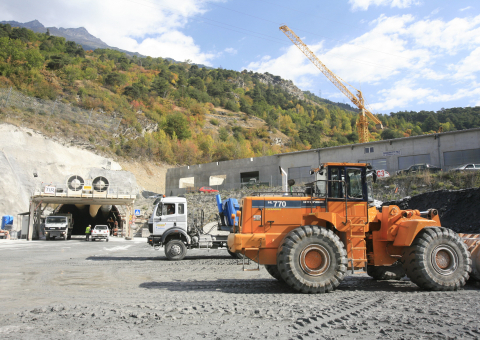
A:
[165, 240, 187, 261]
[401, 227, 471, 291]
[367, 261, 405, 280]
[277, 226, 347, 293]
[265, 265, 283, 281]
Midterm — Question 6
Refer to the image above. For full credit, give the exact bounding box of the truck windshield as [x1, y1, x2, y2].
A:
[46, 217, 67, 223]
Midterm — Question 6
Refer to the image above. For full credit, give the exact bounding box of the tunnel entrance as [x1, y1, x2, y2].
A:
[26, 194, 135, 240]
[57, 205, 123, 235]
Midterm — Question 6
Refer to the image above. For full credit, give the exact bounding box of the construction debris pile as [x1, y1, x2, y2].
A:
[383, 187, 480, 234]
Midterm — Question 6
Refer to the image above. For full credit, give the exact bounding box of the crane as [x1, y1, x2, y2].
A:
[279, 25, 383, 143]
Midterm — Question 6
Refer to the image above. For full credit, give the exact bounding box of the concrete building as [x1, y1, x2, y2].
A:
[166, 128, 480, 196]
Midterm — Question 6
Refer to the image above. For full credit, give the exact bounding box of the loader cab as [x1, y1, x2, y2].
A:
[313, 163, 368, 201]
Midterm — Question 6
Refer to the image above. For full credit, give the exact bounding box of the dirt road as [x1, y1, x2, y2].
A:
[0, 238, 479, 340]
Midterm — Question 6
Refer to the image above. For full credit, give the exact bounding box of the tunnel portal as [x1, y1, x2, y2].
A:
[57, 204, 123, 235]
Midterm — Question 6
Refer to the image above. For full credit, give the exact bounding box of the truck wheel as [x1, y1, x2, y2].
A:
[165, 240, 187, 261]
[401, 227, 471, 291]
[277, 226, 347, 293]
[46, 234, 50, 241]
[265, 265, 283, 281]
[367, 261, 405, 280]
[227, 249, 244, 259]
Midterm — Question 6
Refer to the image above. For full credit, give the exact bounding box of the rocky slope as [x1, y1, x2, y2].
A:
[0, 123, 142, 218]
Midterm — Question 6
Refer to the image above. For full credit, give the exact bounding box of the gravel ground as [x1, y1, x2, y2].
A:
[0, 237, 479, 340]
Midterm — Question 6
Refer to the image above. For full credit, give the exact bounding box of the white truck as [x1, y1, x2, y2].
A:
[91, 225, 109, 242]
[45, 213, 73, 240]
[147, 195, 240, 260]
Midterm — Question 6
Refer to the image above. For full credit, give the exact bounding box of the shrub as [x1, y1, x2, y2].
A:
[210, 118, 219, 126]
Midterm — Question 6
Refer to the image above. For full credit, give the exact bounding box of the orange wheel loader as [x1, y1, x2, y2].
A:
[227, 163, 476, 293]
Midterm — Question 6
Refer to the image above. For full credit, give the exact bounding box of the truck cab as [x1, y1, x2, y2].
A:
[148, 196, 187, 236]
[45, 213, 73, 240]
[147, 195, 239, 260]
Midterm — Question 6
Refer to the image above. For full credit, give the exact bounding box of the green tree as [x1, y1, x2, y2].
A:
[164, 113, 191, 140]
[218, 127, 229, 141]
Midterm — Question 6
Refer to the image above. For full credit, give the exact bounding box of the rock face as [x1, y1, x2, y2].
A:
[251, 72, 305, 100]
[0, 123, 138, 218]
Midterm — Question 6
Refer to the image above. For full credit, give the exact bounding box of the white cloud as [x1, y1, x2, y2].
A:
[0, 0, 222, 65]
[224, 47, 237, 55]
[406, 14, 480, 55]
[246, 15, 428, 87]
[452, 47, 480, 80]
[349, 0, 420, 11]
[245, 43, 323, 89]
[459, 6, 472, 12]
[371, 79, 436, 111]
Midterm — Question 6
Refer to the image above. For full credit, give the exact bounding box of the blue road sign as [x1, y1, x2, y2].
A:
[134, 209, 141, 216]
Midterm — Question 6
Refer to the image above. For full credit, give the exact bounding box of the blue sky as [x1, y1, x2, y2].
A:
[1, 0, 480, 113]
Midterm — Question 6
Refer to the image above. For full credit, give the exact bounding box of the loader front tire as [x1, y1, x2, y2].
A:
[265, 265, 283, 281]
[401, 227, 471, 291]
[277, 226, 347, 293]
[367, 261, 405, 280]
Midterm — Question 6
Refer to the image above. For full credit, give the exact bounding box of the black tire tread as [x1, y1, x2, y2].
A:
[401, 227, 471, 291]
[265, 265, 283, 281]
[277, 226, 347, 294]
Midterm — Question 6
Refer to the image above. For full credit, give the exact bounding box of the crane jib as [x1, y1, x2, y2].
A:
[251, 200, 326, 209]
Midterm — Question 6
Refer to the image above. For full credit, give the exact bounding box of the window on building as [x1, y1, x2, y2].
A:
[209, 175, 226, 186]
[364, 147, 374, 154]
[179, 177, 194, 189]
[288, 166, 314, 184]
[398, 154, 431, 170]
[444, 148, 480, 168]
[359, 158, 387, 170]
[240, 171, 259, 184]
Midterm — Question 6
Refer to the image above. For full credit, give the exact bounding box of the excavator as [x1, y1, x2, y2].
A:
[279, 25, 383, 143]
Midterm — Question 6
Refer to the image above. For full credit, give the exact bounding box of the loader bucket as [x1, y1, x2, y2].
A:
[459, 233, 480, 281]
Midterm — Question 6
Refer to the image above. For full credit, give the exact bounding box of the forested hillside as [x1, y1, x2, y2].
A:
[1, 24, 479, 165]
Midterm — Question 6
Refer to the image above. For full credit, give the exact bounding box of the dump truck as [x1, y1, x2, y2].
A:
[147, 195, 240, 260]
[228, 162, 477, 293]
[44, 213, 73, 240]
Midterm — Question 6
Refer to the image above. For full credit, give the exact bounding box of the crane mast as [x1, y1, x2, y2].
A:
[279, 25, 383, 143]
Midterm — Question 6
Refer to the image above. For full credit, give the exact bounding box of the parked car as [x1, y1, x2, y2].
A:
[91, 225, 109, 242]
[451, 164, 480, 172]
[199, 186, 219, 193]
[396, 163, 442, 175]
